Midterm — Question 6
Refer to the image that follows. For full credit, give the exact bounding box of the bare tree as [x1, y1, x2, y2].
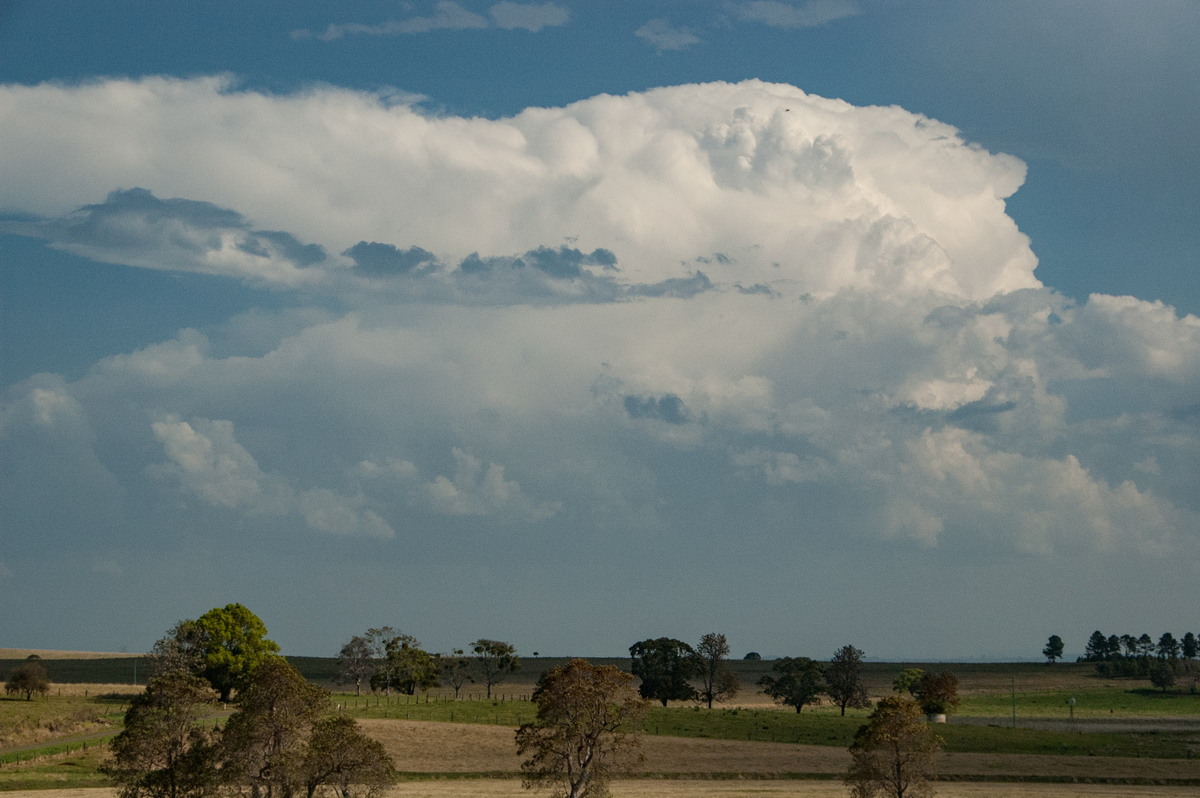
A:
[440, 649, 473, 699]
[515, 659, 646, 798]
[692, 633, 738, 709]
[336, 636, 375, 696]
[845, 696, 942, 798]
[826, 644, 870, 716]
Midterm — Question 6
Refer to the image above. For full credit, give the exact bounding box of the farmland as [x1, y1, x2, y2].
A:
[2, 651, 1198, 796]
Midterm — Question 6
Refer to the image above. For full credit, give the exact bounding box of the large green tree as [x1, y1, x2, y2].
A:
[628, 638, 698, 706]
[371, 634, 440, 696]
[845, 696, 942, 798]
[758, 656, 825, 713]
[151, 604, 280, 702]
[104, 672, 219, 798]
[515, 659, 646, 798]
[825, 644, 870, 716]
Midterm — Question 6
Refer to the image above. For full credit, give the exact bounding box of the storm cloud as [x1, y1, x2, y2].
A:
[1, 78, 1196, 658]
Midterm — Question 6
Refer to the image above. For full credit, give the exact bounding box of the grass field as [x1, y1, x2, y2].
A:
[3, 653, 1199, 793]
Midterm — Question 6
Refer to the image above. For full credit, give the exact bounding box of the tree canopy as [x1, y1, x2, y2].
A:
[825, 644, 870, 716]
[4, 660, 50, 700]
[913, 671, 959, 717]
[1042, 635, 1064, 664]
[757, 656, 825, 713]
[105, 672, 219, 798]
[471, 639, 520, 699]
[151, 604, 280, 702]
[515, 659, 646, 798]
[692, 633, 739, 709]
[845, 695, 942, 798]
[628, 638, 697, 706]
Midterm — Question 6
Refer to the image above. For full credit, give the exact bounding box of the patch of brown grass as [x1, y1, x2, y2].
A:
[358, 719, 1200, 784]
[0, 651, 140, 661]
[4, 783, 1199, 798]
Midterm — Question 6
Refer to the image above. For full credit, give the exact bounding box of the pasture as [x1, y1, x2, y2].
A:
[2, 652, 1199, 794]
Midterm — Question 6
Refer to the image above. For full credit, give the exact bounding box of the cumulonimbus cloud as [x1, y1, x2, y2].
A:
[1, 77, 1197, 631]
[0, 76, 1037, 302]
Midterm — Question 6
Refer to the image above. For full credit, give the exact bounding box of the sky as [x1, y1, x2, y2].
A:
[1, 1, 1197, 663]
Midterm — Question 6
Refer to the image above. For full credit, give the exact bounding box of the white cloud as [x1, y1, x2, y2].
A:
[490, 2, 570, 31]
[295, 2, 568, 41]
[0, 78, 1038, 300]
[1, 79, 1198, 656]
[635, 19, 702, 51]
[304, 2, 488, 40]
[150, 415, 395, 538]
[360, 448, 560, 522]
[732, 0, 861, 30]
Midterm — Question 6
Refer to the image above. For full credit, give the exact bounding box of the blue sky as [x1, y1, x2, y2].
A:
[1, 1, 1197, 661]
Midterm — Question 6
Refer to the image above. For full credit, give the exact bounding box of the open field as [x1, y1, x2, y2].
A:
[0, 654, 138, 662]
[3, 784, 1200, 798]
[3, 656, 1198, 793]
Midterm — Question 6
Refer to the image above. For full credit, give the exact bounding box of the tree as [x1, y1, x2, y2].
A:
[515, 659, 646, 798]
[471, 639, 520, 699]
[758, 657, 825, 713]
[691, 633, 739, 709]
[440, 649, 474, 699]
[1149, 660, 1177, 693]
[628, 638, 697, 706]
[845, 695, 943, 798]
[912, 671, 959, 718]
[219, 659, 329, 798]
[104, 672, 220, 798]
[301, 716, 396, 798]
[826, 644, 870, 716]
[371, 635, 440, 696]
[1137, 633, 1155, 657]
[1183, 632, 1198, 660]
[151, 604, 281, 702]
[1157, 632, 1181, 660]
[892, 668, 925, 697]
[1082, 630, 1108, 662]
[4, 660, 50, 700]
[336, 636, 375, 696]
[1042, 635, 1064, 664]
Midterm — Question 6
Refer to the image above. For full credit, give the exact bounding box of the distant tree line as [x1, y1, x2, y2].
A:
[336, 630, 518, 699]
[1074, 630, 1199, 691]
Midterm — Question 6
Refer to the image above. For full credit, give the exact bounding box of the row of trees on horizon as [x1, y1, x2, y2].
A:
[100, 603, 958, 798]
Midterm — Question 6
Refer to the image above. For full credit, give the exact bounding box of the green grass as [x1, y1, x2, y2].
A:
[959, 687, 1200, 718]
[0, 693, 128, 750]
[0, 747, 112, 791]
[335, 695, 1199, 760]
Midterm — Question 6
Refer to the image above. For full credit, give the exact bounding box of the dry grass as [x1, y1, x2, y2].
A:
[0, 651, 139, 661]
[360, 719, 1200, 783]
[37, 684, 144, 698]
[3, 783, 1199, 798]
